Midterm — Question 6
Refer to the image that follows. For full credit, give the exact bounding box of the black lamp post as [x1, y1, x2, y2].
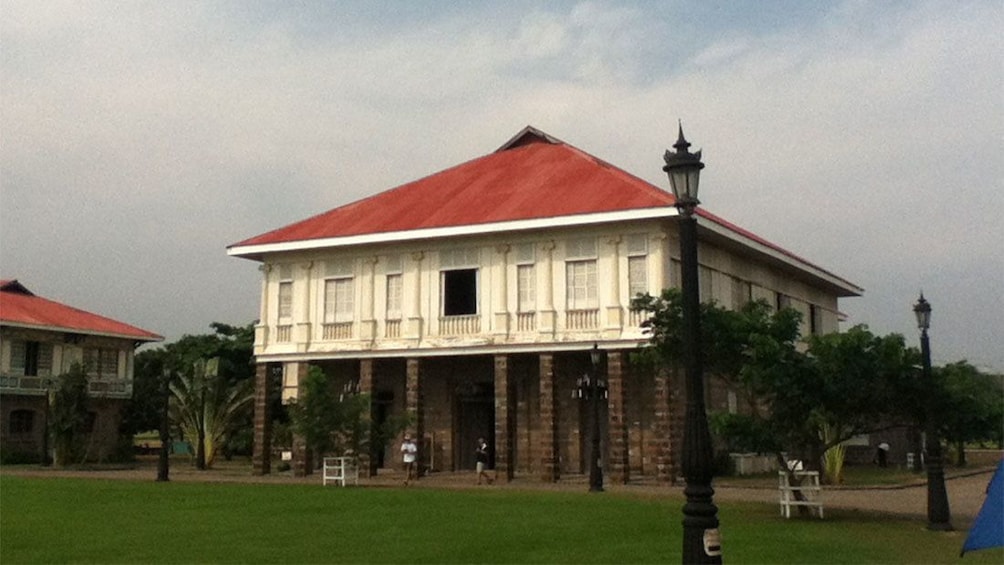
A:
[914, 294, 952, 531]
[664, 123, 722, 564]
[573, 343, 607, 492]
[157, 368, 171, 482]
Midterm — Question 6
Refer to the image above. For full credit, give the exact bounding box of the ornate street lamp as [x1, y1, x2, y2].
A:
[914, 294, 952, 531]
[340, 378, 361, 402]
[664, 124, 721, 564]
[573, 343, 607, 492]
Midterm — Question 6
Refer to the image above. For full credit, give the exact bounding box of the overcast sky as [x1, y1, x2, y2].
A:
[2, 1, 1001, 371]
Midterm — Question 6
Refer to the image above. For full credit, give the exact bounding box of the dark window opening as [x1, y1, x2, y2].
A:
[80, 412, 97, 434]
[10, 410, 34, 434]
[442, 269, 477, 316]
[809, 304, 824, 335]
[24, 341, 39, 376]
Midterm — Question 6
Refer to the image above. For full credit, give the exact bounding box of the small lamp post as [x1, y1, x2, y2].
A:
[573, 343, 607, 492]
[664, 123, 722, 564]
[914, 294, 952, 531]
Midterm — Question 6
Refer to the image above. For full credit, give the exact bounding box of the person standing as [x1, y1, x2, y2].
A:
[876, 442, 890, 468]
[475, 437, 493, 485]
[401, 433, 417, 486]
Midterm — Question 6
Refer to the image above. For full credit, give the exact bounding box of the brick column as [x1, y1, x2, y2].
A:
[652, 367, 676, 484]
[494, 354, 513, 483]
[406, 358, 424, 477]
[292, 363, 312, 477]
[252, 363, 272, 476]
[539, 353, 559, 482]
[359, 359, 376, 477]
[607, 351, 629, 484]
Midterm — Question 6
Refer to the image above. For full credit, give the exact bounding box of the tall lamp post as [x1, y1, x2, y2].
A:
[573, 343, 607, 492]
[664, 124, 722, 564]
[914, 294, 952, 531]
[157, 368, 171, 482]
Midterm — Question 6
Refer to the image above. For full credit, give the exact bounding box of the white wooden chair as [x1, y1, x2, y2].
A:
[323, 456, 359, 487]
[778, 469, 824, 518]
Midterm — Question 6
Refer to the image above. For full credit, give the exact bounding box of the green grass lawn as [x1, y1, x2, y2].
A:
[1, 476, 999, 564]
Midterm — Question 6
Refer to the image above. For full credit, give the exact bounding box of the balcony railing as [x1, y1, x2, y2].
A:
[385, 319, 402, 338]
[516, 312, 536, 332]
[322, 322, 353, 340]
[629, 309, 648, 329]
[565, 309, 599, 330]
[439, 315, 481, 336]
[0, 374, 132, 398]
[275, 324, 292, 343]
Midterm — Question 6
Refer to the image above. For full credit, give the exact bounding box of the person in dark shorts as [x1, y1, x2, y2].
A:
[476, 437, 493, 485]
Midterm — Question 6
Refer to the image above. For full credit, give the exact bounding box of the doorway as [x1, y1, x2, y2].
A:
[454, 382, 494, 470]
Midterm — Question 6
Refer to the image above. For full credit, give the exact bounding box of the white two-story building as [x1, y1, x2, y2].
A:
[0, 279, 162, 462]
[227, 126, 861, 483]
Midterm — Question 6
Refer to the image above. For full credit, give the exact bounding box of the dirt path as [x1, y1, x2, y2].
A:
[710, 471, 994, 525]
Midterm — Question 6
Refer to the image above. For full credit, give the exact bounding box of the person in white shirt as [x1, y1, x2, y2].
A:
[401, 433, 418, 486]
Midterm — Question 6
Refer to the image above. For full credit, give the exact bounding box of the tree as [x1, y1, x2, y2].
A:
[170, 357, 253, 469]
[632, 290, 914, 486]
[287, 367, 341, 468]
[49, 363, 90, 466]
[286, 367, 412, 471]
[120, 348, 168, 437]
[931, 362, 1004, 464]
[125, 322, 256, 461]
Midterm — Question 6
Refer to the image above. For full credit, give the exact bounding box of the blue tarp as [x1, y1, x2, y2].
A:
[961, 460, 1004, 556]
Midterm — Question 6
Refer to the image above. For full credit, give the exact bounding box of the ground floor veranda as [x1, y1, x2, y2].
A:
[251, 348, 697, 484]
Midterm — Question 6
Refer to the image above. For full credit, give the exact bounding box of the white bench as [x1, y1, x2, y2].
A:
[778, 470, 823, 518]
[323, 456, 359, 487]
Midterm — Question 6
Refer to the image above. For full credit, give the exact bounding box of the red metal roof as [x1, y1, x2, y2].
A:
[230, 128, 675, 248]
[227, 126, 860, 296]
[0, 280, 162, 341]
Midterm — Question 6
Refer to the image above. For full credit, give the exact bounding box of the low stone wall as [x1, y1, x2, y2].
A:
[965, 449, 1003, 467]
[729, 453, 777, 475]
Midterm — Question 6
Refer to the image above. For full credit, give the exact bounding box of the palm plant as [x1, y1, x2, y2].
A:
[170, 358, 253, 469]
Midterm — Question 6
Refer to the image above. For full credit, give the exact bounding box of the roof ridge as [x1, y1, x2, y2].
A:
[495, 125, 565, 152]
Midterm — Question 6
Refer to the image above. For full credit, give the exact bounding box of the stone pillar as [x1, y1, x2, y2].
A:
[538, 353, 559, 482]
[652, 367, 676, 484]
[607, 351, 629, 484]
[359, 358, 376, 477]
[252, 363, 272, 475]
[406, 358, 424, 477]
[494, 354, 513, 483]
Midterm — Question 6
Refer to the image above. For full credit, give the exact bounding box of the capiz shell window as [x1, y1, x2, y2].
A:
[566, 260, 597, 310]
[84, 348, 119, 378]
[324, 278, 354, 323]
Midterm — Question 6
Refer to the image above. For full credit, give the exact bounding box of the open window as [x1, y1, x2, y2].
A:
[442, 269, 478, 316]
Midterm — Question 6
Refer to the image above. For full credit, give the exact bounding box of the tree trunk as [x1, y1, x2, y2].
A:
[956, 440, 966, 467]
[196, 427, 206, 470]
[775, 451, 811, 517]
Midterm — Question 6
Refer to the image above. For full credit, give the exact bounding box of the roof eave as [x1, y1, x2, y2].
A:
[698, 217, 863, 297]
[227, 207, 679, 260]
[0, 321, 164, 343]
